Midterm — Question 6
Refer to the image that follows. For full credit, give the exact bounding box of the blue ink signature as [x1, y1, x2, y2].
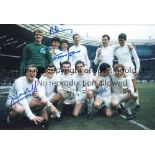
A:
[96, 87, 107, 95]
[53, 50, 80, 61]
[8, 81, 38, 108]
[50, 25, 73, 34]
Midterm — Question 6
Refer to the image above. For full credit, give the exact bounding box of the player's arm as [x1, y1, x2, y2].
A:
[86, 74, 95, 91]
[93, 75, 100, 89]
[38, 77, 48, 102]
[111, 44, 120, 56]
[131, 47, 140, 75]
[38, 77, 55, 108]
[94, 48, 102, 65]
[56, 83, 64, 96]
[38, 77, 58, 114]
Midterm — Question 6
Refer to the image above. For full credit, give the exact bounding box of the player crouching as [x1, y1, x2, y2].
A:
[5, 64, 52, 129]
[93, 63, 113, 117]
[73, 61, 95, 119]
[111, 64, 138, 120]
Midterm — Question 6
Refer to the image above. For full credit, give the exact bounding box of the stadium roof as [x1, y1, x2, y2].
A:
[19, 24, 155, 46]
[0, 24, 155, 69]
[19, 24, 101, 46]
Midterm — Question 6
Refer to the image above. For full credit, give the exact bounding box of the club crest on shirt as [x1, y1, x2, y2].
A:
[40, 48, 46, 54]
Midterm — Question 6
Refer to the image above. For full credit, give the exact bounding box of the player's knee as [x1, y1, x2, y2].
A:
[105, 109, 112, 117]
[131, 95, 138, 101]
[94, 102, 100, 108]
[41, 99, 48, 106]
[106, 112, 112, 117]
[111, 100, 119, 107]
[54, 94, 62, 101]
[15, 105, 24, 114]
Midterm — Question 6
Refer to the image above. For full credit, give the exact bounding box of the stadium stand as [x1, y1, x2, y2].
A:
[0, 25, 155, 84]
[0, 24, 155, 130]
[0, 24, 155, 84]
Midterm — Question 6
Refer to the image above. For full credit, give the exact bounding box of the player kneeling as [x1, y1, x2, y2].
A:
[93, 63, 113, 117]
[73, 61, 95, 119]
[111, 64, 138, 120]
[39, 64, 63, 120]
[6, 64, 51, 129]
[59, 61, 76, 115]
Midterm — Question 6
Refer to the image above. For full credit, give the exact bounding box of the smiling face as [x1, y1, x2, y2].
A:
[51, 41, 60, 49]
[46, 66, 56, 78]
[34, 31, 43, 44]
[26, 67, 37, 83]
[115, 67, 124, 77]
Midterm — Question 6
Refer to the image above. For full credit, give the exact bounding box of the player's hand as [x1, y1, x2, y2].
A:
[123, 73, 128, 77]
[128, 44, 134, 51]
[93, 79, 100, 88]
[96, 48, 102, 57]
[33, 91, 40, 98]
[50, 48, 55, 54]
[59, 89, 65, 96]
[96, 81, 100, 88]
[32, 116, 44, 125]
[134, 71, 139, 76]
[127, 90, 131, 94]
[50, 105, 58, 113]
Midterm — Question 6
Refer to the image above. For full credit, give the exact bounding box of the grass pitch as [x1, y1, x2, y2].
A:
[0, 82, 155, 130]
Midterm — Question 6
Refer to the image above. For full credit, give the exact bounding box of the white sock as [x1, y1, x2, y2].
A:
[135, 90, 140, 106]
[120, 102, 125, 108]
[126, 108, 132, 115]
[125, 100, 135, 114]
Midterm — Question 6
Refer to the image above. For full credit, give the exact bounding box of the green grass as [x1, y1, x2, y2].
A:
[2, 83, 154, 130]
[49, 82, 155, 130]
[49, 114, 142, 130]
[134, 83, 155, 129]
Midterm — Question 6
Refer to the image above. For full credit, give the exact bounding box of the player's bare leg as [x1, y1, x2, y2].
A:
[105, 107, 112, 117]
[8, 103, 24, 118]
[72, 103, 83, 117]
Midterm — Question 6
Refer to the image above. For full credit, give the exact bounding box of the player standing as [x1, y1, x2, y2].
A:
[69, 33, 90, 70]
[20, 30, 52, 79]
[114, 33, 140, 111]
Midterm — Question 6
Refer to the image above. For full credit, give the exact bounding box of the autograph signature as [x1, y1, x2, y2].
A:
[8, 81, 38, 108]
[50, 25, 73, 34]
[53, 50, 80, 61]
[96, 87, 107, 95]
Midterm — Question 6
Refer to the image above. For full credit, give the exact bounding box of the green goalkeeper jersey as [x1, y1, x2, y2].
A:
[19, 43, 52, 75]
